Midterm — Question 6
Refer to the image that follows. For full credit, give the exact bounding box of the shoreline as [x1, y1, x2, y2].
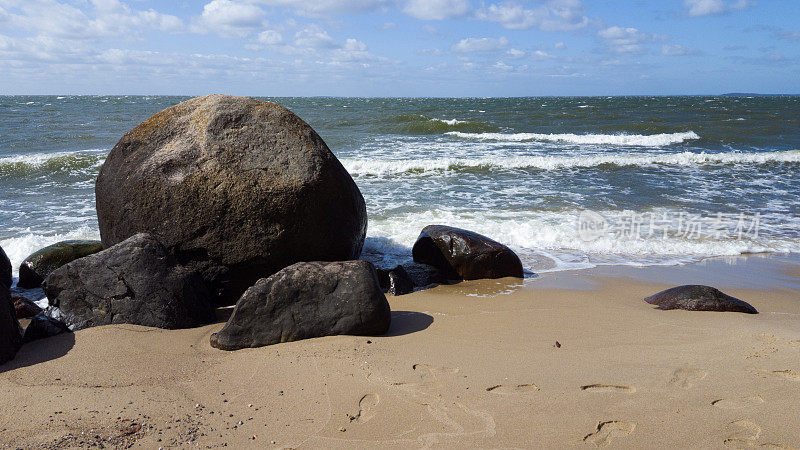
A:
[2, 255, 799, 448]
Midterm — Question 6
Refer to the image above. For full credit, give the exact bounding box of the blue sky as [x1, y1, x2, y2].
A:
[0, 0, 797, 96]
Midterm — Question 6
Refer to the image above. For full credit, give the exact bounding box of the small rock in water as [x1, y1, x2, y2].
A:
[644, 285, 758, 314]
[412, 225, 525, 280]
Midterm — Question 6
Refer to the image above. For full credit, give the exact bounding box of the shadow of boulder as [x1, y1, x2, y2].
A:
[384, 310, 433, 337]
[0, 331, 75, 373]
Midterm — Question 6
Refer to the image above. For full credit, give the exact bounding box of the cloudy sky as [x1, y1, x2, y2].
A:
[0, 0, 797, 96]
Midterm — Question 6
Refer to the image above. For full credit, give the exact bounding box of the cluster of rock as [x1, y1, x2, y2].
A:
[1, 94, 763, 366]
[1, 94, 531, 364]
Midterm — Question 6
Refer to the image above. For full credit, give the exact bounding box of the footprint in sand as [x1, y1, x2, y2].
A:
[669, 368, 708, 388]
[485, 384, 539, 394]
[723, 419, 761, 447]
[771, 370, 800, 381]
[411, 363, 460, 383]
[788, 340, 800, 348]
[349, 394, 379, 424]
[580, 384, 636, 393]
[583, 421, 635, 447]
[711, 395, 764, 409]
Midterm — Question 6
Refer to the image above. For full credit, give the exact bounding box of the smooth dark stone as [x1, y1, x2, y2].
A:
[17, 240, 104, 289]
[211, 260, 391, 350]
[95, 95, 367, 306]
[13, 295, 42, 319]
[43, 233, 216, 330]
[644, 285, 758, 314]
[0, 245, 10, 289]
[412, 225, 524, 281]
[376, 265, 415, 295]
[1, 282, 23, 365]
[22, 313, 71, 344]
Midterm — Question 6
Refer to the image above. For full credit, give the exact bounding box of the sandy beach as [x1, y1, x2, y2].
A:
[2, 254, 799, 449]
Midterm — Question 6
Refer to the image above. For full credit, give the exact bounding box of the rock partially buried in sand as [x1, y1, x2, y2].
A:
[376, 265, 415, 295]
[412, 225, 524, 281]
[1, 282, 23, 364]
[644, 285, 758, 314]
[22, 313, 71, 344]
[210, 260, 391, 350]
[43, 233, 216, 330]
[95, 94, 367, 306]
[17, 240, 104, 289]
[0, 245, 11, 289]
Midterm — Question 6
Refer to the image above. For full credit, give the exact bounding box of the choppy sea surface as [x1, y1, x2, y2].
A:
[1, 95, 799, 276]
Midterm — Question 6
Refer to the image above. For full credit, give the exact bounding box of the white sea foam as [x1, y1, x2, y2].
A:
[364, 208, 800, 273]
[0, 149, 107, 168]
[445, 131, 701, 146]
[341, 150, 800, 176]
[430, 118, 467, 125]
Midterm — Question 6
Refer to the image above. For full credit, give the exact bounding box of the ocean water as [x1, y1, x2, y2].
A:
[1, 95, 799, 277]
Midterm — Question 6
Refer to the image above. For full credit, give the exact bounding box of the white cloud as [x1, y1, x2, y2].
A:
[0, 0, 184, 39]
[257, 29, 283, 45]
[532, 49, 555, 59]
[554, 41, 566, 49]
[683, 0, 754, 17]
[294, 24, 338, 49]
[662, 44, 692, 56]
[506, 48, 525, 58]
[598, 26, 655, 54]
[194, 0, 265, 37]
[253, 0, 390, 16]
[403, 0, 471, 20]
[452, 37, 509, 52]
[493, 60, 512, 71]
[477, 0, 589, 31]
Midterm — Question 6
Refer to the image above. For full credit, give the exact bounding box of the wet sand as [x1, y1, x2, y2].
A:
[2, 255, 800, 448]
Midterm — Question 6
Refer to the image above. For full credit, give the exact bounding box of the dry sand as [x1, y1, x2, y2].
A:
[2, 255, 800, 449]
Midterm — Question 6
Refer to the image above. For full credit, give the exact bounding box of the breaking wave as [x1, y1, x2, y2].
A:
[446, 131, 701, 146]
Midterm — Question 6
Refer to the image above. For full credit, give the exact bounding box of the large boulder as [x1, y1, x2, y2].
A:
[95, 94, 367, 305]
[644, 285, 758, 314]
[412, 225, 524, 280]
[0, 245, 11, 289]
[17, 240, 104, 289]
[210, 260, 391, 350]
[42, 233, 215, 330]
[1, 282, 23, 365]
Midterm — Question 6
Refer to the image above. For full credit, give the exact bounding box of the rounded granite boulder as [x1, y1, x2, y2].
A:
[95, 95, 367, 305]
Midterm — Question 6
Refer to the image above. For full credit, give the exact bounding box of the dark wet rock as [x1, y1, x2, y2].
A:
[210, 260, 391, 350]
[0, 245, 10, 289]
[42, 233, 215, 330]
[376, 265, 414, 296]
[22, 313, 71, 344]
[412, 225, 524, 281]
[1, 282, 23, 365]
[95, 94, 367, 306]
[401, 261, 445, 288]
[17, 240, 104, 289]
[13, 295, 42, 319]
[644, 285, 758, 314]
